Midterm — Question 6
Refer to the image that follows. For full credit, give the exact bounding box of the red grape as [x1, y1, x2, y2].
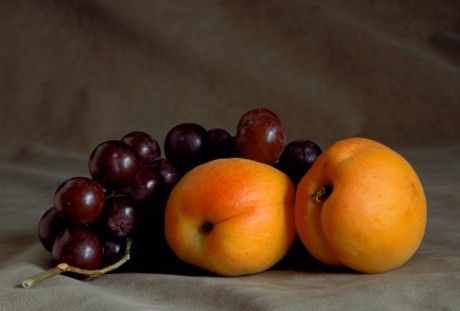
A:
[151, 158, 182, 194]
[102, 197, 136, 238]
[54, 177, 105, 225]
[235, 108, 285, 165]
[208, 128, 238, 160]
[121, 131, 161, 165]
[237, 108, 280, 126]
[102, 238, 126, 265]
[89, 140, 140, 190]
[37, 207, 67, 252]
[164, 123, 210, 172]
[120, 167, 164, 204]
[51, 226, 103, 270]
[277, 139, 322, 184]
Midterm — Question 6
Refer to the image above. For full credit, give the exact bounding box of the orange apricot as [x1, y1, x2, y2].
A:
[295, 137, 427, 273]
[164, 158, 296, 276]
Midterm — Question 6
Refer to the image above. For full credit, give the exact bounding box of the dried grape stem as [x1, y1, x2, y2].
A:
[19, 239, 132, 288]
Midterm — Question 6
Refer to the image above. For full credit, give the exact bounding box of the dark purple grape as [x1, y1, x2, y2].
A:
[235, 108, 285, 165]
[102, 197, 136, 238]
[89, 140, 140, 190]
[164, 123, 211, 171]
[151, 158, 182, 194]
[37, 207, 67, 252]
[51, 226, 103, 269]
[207, 128, 238, 160]
[120, 167, 164, 204]
[54, 177, 105, 225]
[102, 238, 126, 265]
[277, 139, 322, 185]
[121, 131, 161, 165]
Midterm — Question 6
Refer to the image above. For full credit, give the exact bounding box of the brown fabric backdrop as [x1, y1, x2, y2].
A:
[1, 1, 459, 310]
[1, 0, 459, 157]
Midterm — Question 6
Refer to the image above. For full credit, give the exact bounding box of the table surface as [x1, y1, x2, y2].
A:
[0, 143, 459, 310]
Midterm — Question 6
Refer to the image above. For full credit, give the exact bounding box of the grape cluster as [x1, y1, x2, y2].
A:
[37, 108, 322, 274]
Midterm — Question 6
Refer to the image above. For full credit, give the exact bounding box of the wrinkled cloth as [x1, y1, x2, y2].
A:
[1, 143, 459, 310]
[0, 1, 459, 310]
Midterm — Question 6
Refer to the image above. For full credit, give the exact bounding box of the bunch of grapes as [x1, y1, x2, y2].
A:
[35, 108, 322, 279]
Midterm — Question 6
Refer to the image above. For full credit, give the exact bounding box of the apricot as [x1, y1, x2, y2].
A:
[164, 158, 296, 276]
[295, 137, 426, 273]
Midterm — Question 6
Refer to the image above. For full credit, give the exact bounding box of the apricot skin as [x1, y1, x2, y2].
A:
[165, 158, 296, 276]
[295, 137, 427, 273]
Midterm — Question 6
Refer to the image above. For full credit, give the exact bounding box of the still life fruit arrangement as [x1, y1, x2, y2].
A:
[19, 108, 427, 288]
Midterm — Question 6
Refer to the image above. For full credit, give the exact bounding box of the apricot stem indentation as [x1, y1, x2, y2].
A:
[200, 221, 214, 233]
[313, 186, 333, 203]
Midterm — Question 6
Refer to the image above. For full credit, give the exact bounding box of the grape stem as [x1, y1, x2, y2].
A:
[105, 191, 127, 200]
[18, 239, 132, 288]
